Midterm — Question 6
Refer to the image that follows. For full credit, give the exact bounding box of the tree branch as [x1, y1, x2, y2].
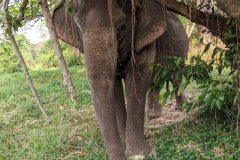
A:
[40, 0, 77, 102]
[17, 0, 29, 21]
[156, 0, 229, 39]
[217, 0, 240, 20]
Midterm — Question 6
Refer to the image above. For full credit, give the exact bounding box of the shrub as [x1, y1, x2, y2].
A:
[153, 20, 240, 121]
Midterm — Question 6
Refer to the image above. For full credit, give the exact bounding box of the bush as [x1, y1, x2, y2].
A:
[0, 35, 33, 73]
[153, 22, 240, 121]
[35, 40, 83, 69]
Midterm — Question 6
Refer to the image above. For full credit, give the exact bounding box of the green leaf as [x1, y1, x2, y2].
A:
[66, 0, 74, 15]
[196, 66, 201, 77]
[202, 43, 211, 54]
[177, 81, 187, 97]
[194, 56, 202, 63]
[161, 91, 170, 105]
[216, 99, 222, 110]
[182, 101, 193, 113]
[210, 99, 216, 110]
[211, 47, 222, 59]
[170, 90, 175, 100]
[217, 95, 224, 101]
[198, 89, 208, 101]
[12, 22, 18, 31]
[176, 57, 182, 66]
[204, 94, 214, 106]
[12, 21, 23, 31]
[15, 21, 23, 28]
[215, 91, 225, 101]
[218, 64, 223, 74]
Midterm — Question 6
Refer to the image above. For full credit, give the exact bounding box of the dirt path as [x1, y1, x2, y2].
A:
[146, 101, 188, 128]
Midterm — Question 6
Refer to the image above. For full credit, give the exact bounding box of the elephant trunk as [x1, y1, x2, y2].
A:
[74, 1, 126, 159]
[83, 28, 124, 159]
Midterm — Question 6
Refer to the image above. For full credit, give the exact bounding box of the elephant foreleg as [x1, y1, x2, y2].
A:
[124, 43, 156, 157]
[83, 30, 125, 160]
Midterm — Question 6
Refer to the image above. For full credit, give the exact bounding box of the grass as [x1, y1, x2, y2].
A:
[147, 121, 240, 160]
[0, 66, 239, 159]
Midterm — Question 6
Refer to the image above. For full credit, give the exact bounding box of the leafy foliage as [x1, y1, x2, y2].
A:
[0, 40, 20, 73]
[153, 20, 240, 120]
[0, 35, 33, 73]
[35, 40, 83, 69]
[0, 34, 83, 73]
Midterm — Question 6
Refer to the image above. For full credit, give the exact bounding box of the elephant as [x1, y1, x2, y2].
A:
[52, 0, 189, 159]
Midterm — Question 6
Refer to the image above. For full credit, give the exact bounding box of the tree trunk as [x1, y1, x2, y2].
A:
[39, 0, 77, 102]
[157, 0, 229, 39]
[217, 0, 240, 19]
[2, 1, 51, 123]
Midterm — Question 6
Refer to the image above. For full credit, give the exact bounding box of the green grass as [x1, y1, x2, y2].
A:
[0, 66, 239, 159]
[147, 121, 240, 160]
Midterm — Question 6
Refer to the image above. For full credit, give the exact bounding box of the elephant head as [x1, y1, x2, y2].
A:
[53, 0, 167, 56]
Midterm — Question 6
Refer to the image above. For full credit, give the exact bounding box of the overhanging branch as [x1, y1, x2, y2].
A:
[155, 0, 229, 39]
[17, 0, 29, 21]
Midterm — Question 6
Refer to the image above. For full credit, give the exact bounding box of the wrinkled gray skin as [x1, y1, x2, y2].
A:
[53, 0, 188, 159]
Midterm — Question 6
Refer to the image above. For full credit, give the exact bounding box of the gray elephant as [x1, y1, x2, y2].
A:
[53, 0, 188, 159]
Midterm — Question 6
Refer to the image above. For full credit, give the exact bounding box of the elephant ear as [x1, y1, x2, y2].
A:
[135, 0, 166, 53]
[52, 1, 84, 52]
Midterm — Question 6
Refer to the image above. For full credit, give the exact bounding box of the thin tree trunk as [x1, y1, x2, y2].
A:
[39, 0, 77, 102]
[2, 2, 51, 123]
[236, 19, 240, 139]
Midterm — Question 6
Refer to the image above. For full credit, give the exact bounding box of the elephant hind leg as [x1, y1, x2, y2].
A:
[175, 92, 185, 111]
[146, 85, 162, 119]
[171, 76, 186, 111]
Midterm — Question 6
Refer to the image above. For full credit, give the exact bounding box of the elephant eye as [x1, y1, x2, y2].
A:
[118, 21, 128, 31]
[120, 24, 126, 31]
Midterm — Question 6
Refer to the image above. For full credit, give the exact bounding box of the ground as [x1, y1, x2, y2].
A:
[147, 101, 187, 129]
[0, 66, 239, 159]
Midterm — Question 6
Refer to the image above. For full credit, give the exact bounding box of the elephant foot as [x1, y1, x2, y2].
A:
[175, 105, 182, 111]
[125, 142, 151, 158]
[128, 155, 145, 160]
[109, 152, 126, 160]
[147, 108, 162, 120]
[175, 94, 185, 111]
